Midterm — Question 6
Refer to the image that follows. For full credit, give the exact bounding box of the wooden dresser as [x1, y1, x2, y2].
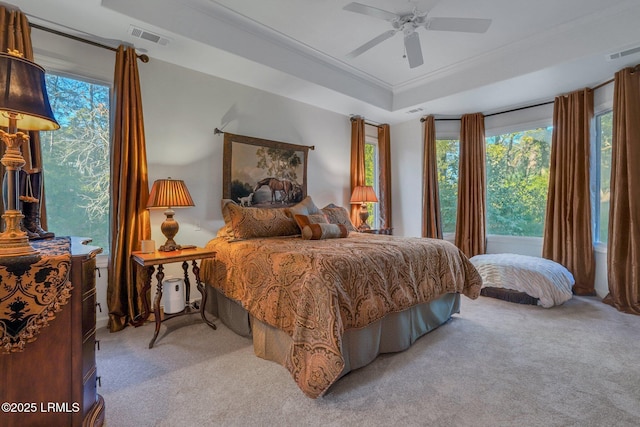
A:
[0, 237, 104, 427]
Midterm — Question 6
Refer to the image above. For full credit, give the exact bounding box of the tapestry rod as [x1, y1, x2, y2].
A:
[213, 128, 315, 150]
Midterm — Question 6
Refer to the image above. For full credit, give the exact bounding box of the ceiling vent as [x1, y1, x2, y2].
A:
[128, 25, 171, 46]
[406, 107, 424, 114]
[606, 45, 640, 61]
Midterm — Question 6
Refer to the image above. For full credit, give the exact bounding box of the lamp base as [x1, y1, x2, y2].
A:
[0, 210, 37, 256]
[358, 203, 371, 231]
[158, 239, 182, 252]
[158, 209, 181, 251]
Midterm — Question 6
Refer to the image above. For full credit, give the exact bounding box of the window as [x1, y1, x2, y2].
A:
[594, 110, 612, 244]
[364, 135, 379, 228]
[41, 74, 111, 251]
[485, 128, 552, 237]
[436, 139, 459, 233]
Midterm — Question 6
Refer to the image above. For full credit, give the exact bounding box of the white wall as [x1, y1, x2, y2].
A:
[32, 29, 353, 328]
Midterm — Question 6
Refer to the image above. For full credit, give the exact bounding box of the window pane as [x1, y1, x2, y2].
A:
[436, 139, 459, 233]
[597, 111, 612, 244]
[364, 141, 379, 228]
[41, 74, 111, 251]
[485, 128, 551, 237]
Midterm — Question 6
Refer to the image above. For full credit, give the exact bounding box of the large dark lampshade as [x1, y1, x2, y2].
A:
[350, 185, 378, 230]
[0, 51, 59, 256]
[0, 52, 59, 130]
[147, 178, 195, 251]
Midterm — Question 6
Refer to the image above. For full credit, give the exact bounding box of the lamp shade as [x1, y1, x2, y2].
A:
[350, 185, 378, 204]
[147, 178, 195, 208]
[0, 52, 59, 131]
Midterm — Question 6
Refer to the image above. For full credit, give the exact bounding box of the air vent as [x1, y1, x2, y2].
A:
[406, 107, 424, 114]
[606, 45, 640, 61]
[128, 25, 171, 46]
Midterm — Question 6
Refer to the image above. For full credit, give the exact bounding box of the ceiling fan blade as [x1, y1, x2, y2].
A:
[343, 2, 400, 22]
[426, 17, 492, 33]
[347, 29, 397, 59]
[404, 31, 424, 68]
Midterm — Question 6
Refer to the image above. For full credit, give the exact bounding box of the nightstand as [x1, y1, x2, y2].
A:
[361, 228, 393, 235]
[131, 247, 217, 348]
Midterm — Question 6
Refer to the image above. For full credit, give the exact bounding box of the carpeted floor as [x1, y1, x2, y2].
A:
[96, 295, 640, 427]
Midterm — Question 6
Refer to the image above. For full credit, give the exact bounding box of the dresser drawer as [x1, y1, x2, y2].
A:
[82, 288, 97, 339]
[81, 256, 97, 294]
[82, 330, 97, 379]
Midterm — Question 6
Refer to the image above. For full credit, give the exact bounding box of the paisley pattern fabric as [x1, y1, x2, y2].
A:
[226, 202, 300, 239]
[321, 204, 358, 232]
[202, 233, 482, 398]
[0, 237, 72, 353]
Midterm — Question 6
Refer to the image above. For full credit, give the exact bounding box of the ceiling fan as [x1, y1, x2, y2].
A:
[343, 2, 492, 68]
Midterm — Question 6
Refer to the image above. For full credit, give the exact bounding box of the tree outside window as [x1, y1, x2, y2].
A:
[41, 74, 111, 251]
[485, 128, 551, 237]
[595, 111, 612, 244]
[436, 139, 459, 234]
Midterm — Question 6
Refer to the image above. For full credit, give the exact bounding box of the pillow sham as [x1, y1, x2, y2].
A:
[293, 213, 328, 231]
[301, 223, 349, 240]
[225, 202, 300, 239]
[219, 199, 237, 238]
[321, 204, 357, 232]
[287, 195, 321, 217]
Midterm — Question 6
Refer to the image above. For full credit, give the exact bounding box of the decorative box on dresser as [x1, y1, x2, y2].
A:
[0, 237, 104, 427]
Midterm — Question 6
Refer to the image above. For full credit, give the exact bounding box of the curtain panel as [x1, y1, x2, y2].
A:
[349, 116, 366, 227]
[0, 5, 47, 228]
[378, 124, 392, 229]
[421, 116, 442, 239]
[107, 46, 151, 332]
[455, 112, 486, 257]
[542, 88, 595, 296]
[603, 67, 640, 314]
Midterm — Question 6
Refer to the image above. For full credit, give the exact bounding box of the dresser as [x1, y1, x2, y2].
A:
[0, 237, 104, 427]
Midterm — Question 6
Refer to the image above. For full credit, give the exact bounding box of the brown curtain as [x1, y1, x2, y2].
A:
[422, 116, 442, 239]
[107, 46, 151, 332]
[455, 113, 486, 257]
[378, 124, 392, 229]
[0, 5, 47, 228]
[603, 67, 640, 314]
[350, 116, 366, 227]
[542, 89, 595, 295]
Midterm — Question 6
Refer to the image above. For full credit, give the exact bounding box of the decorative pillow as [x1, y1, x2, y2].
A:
[301, 223, 349, 240]
[220, 199, 237, 238]
[226, 203, 300, 239]
[321, 204, 357, 232]
[293, 213, 328, 231]
[286, 195, 321, 217]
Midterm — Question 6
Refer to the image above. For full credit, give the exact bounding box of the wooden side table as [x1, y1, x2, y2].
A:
[131, 247, 217, 348]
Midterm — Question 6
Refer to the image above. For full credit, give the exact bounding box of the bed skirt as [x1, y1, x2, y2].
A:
[206, 287, 460, 380]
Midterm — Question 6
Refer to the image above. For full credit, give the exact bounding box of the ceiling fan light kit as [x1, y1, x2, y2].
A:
[343, 2, 492, 69]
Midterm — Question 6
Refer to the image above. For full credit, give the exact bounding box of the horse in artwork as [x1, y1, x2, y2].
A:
[254, 177, 294, 204]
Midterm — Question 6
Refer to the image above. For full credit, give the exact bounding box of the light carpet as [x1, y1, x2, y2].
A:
[96, 295, 640, 427]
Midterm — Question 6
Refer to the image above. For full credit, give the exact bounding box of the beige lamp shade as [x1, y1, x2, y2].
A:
[147, 178, 195, 209]
[350, 185, 378, 204]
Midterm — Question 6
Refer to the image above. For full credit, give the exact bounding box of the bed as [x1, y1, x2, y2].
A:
[200, 198, 482, 398]
[469, 253, 574, 308]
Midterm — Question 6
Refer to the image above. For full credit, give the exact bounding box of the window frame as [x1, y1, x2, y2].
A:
[593, 108, 612, 248]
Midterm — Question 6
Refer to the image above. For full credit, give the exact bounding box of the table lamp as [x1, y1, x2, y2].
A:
[350, 185, 378, 231]
[146, 177, 194, 251]
[0, 50, 59, 256]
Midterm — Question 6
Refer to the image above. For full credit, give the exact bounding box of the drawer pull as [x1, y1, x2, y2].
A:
[96, 302, 102, 313]
[96, 376, 102, 387]
[95, 266, 101, 277]
[95, 340, 100, 351]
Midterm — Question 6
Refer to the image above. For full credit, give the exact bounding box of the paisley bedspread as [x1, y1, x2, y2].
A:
[201, 233, 482, 398]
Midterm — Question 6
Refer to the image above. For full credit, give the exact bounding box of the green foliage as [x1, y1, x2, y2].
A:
[436, 128, 552, 237]
[597, 111, 612, 244]
[41, 75, 110, 251]
[255, 147, 302, 181]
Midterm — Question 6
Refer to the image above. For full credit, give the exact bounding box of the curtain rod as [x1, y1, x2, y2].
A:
[349, 115, 383, 127]
[29, 22, 149, 62]
[213, 128, 315, 150]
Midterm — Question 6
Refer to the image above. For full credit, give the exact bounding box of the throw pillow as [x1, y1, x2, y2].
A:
[226, 203, 300, 239]
[321, 203, 357, 232]
[286, 195, 321, 217]
[301, 223, 349, 240]
[293, 213, 328, 231]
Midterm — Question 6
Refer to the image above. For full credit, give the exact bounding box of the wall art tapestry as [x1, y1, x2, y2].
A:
[222, 132, 311, 207]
